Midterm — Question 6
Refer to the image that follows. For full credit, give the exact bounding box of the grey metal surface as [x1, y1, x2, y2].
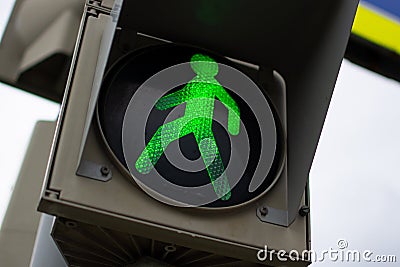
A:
[30, 215, 67, 267]
[79, 0, 121, 162]
[52, 218, 268, 266]
[128, 257, 173, 267]
[0, 121, 55, 267]
[257, 206, 290, 226]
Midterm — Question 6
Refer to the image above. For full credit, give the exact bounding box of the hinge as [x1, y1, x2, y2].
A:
[45, 190, 61, 200]
[87, 0, 103, 7]
[87, 0, 114, 17]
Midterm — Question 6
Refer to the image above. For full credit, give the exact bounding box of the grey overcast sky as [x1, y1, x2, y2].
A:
[1, 0, 400, 266]
[310, 60, 400, 266]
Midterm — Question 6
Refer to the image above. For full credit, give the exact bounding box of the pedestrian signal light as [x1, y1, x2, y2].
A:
[97, 45, 282, 208]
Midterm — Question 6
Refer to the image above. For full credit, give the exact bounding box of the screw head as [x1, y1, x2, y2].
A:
[164, 244, 177, 252]
[100, 166, 110, 176]
[299, 205, 310, 217]
[65, 221, 78, 229]
[259, 206, 268, 216]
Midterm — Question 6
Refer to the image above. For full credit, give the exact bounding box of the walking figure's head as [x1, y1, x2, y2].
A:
[190, 54, 218, 77]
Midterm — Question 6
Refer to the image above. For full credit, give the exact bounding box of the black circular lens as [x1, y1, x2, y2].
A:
[97, 44, 282, 208]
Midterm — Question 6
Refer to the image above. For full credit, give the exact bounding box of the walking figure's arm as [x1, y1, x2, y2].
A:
[215, 86, 240, 135]
[155, 86, 190, 110]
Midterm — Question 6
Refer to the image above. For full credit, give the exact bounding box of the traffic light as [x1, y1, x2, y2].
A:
[0, 0, 84, 102]
[36, 0, 359, 266]
[0, 122, 56, 266]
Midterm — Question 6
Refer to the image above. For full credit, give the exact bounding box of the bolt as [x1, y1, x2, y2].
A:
[65, 221, 78, 229]
[100, 166, 110, 176]
[259, 206, 268, 216]
[164, 245, 176, 252]
[299, 205, 310, 217]
[162, 244, 177, 260]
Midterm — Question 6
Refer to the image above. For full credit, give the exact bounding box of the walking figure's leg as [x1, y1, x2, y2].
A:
[136, 117, 189, 174]
[195, 131, 231, 201]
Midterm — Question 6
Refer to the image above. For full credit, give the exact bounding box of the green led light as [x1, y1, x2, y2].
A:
[135, 54, 240, 201]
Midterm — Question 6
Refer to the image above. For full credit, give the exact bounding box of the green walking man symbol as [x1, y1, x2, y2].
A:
[135, 54, 240, 201]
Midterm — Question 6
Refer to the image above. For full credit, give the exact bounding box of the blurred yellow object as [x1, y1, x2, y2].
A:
[352, 4, 400, 55]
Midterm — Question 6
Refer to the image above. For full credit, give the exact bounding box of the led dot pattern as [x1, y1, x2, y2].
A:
[135, 53, 240, 201]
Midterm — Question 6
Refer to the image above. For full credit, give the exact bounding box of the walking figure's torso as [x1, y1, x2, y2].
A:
[183, 79, 219, 122]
